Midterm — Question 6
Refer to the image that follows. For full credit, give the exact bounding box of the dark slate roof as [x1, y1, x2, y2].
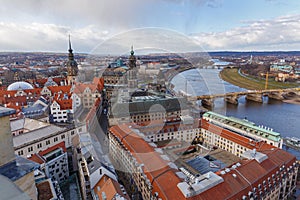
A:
[0, 156, 39, 182]
[22, 103, 45, 113]
[187, 155, 227, 174]
[110, 97, 189, 118]
[0, 107, 16, 117]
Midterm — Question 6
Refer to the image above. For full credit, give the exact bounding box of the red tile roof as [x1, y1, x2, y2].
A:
[55, 99, 72, 110]
[48, 85, 71, 94]
[201, 119, 273, 150]
[33, 77, 65, 87]
[93, 175, 130, 200]
[28, 154, 45, 164]
[196, 148, 297, 200]
[110, 122, 297, 200]
[110, 124, 186, 200]
[40, 141, 66, 156]
[93, 77, 104, 91]
[134, 119, 201, 134]
[29, 141, 66, 164]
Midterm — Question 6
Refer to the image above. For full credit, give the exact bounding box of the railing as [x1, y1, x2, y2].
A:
[189, 87, 300, 100]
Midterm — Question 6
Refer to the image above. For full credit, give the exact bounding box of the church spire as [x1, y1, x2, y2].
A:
[128, 45, 136, 69]
[66, 34, 78, 85]
[68, 34, 74, 61]
[130, 45, 134, 55]
[68, 34, 72, 53]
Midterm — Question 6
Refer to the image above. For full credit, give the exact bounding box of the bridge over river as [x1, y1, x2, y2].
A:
[187, 87, 300, 107]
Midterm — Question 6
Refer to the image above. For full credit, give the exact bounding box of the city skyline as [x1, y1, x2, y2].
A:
[0, 0, 300, 52]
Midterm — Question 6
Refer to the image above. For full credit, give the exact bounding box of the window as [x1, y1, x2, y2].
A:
[54, 137, 58, 142]
[37, 143, 42, 148]
[18, 150, 24, 155]
[61, 134, 65, 139]
[28, 146, 33, 152]
[71, 130, 75, 135]
[46, 140, 50, 145]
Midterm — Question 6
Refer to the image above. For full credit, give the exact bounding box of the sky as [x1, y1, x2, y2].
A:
[1, 0, 300, 53]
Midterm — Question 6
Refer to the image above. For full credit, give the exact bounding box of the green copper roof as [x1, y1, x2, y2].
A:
[203, 111, 281, 142]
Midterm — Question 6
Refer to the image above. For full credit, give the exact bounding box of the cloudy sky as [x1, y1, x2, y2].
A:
[1, 0, 300, 53]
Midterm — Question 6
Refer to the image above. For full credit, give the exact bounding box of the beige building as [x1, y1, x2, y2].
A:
[73, 77, 104, 110]
[0, 107, 39, 200]
[137, 116, 201, 143]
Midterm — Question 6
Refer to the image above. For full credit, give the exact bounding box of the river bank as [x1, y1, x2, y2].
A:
[219, 68, 299, 89]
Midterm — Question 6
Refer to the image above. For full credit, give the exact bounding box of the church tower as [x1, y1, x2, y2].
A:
[127, 46, 137, 89]
[66, 35, 78, 85]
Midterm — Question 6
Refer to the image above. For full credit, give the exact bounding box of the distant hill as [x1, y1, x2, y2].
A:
[208, 51, 300, 57]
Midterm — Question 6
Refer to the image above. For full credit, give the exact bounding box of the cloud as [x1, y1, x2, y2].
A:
[0, 1, 298, 52]
[0, 0, 163, 29]
[0, 22, 108, 52]
[192, 14, 300, 51]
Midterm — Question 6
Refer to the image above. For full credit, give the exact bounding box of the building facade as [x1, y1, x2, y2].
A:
[13, 121, 86, 158]
[202, 111, 283, 148]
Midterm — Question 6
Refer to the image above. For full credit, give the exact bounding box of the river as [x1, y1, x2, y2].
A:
[171, 68, 300, 159]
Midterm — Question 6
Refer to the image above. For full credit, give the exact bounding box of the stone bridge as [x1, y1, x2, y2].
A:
[187, 88, 300, 107]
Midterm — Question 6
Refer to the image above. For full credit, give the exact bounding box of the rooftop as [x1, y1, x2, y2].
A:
[0, 156, 39, 182]
[10, 118, 49, 132]
[203, 111, 281, 142]
[13, 123, 65, 148]
[201, 119, 273, 151]
[7, 81, 34, 91]
[110, 121, 297, 200]
[110, 124, 187, 200]
[0, 106, 16, 117]
[110, 94, 189, 118]
[36, 179, 57, 200]
[93, 175, 130, 200]
[187, 156, 227, 174]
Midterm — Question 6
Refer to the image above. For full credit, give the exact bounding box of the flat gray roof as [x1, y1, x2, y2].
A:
[10, 118, 49, 132]
[13, 124, 65, 148]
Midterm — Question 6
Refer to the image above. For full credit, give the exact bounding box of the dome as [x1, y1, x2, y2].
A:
[7, 81, 34, 91]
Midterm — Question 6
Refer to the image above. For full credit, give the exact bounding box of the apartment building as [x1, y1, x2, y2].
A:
[135, 116, 201, 143]
[109, 123, 298, 200]
[202, 111, 283, 148]
[29, 142, 69, 184]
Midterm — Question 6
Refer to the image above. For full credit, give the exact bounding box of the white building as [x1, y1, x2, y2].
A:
[12, 118, 86, 158]
[202, 111, 283, 148]
[50, 97, 73, 123]
[29, 141, 69, 183]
